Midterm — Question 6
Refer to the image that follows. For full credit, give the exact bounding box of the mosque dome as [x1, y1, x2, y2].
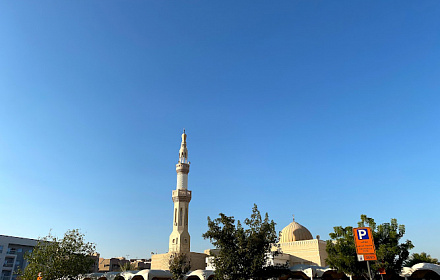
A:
[279, 216, 313, 243]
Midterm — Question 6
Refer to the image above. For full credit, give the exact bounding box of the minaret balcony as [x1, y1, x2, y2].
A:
[175, 163, 190, 173]
[172, 189, 192, 202]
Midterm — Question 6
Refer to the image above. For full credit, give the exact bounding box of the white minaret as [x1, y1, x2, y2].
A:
[169, 130, 192, 253]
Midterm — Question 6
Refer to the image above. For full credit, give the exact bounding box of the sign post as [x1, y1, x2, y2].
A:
[378, 267, 386, 280]
[353, 227, 377, 280]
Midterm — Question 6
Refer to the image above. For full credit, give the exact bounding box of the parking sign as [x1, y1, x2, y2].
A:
[353, 227, 377, 261]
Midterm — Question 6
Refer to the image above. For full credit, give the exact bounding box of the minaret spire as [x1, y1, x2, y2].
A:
[179, 130, 188, 164]
[169, 130, 192, 253]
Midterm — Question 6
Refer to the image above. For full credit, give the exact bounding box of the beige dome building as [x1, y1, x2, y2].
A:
[280, 217, 314, 243]
[151, 131, 328, 271]
[274, 216, 328, 267]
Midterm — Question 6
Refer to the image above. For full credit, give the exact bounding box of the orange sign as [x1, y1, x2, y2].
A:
[353, 227, 377, 261]
[364, 254, 377, 261]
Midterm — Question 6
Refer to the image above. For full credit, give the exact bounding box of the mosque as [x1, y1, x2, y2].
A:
[276, 217, 328, 267]
[150, 131, 328, 270]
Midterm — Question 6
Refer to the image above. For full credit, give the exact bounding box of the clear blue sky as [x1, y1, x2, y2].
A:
[1, 1, 439, 260]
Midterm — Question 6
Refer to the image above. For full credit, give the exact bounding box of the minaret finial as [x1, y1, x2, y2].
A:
[179, 130, 188, 163]
[292, 214, 295, 222]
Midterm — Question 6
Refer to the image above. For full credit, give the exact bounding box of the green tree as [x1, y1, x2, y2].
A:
[119, 262, 137, 272]
[168, 253, 191, 280]
[326, 215, 413, 280]
[202, 204, 280, 280]
[19, 229, 96, 280]
[404, 252, 439, 267]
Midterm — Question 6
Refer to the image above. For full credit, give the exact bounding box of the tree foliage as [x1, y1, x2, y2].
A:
[119, 262, 137, 272]
[404, 252, 439, 267]
[202, 204, 279, 280]
[326, 215, 413, 280]
[19, 229, 96, 280]
[168, 253, 191, 280]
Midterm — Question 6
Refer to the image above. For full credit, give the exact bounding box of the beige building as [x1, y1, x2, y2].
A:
[151, 131, 327, 272]
[275, 216, 328, 267]
[206, 217, 328, 270]
[129, 259, 151, 270]
[97, 257, 150, 272]
[98, 257, 130, 272]
[151, 131, 207, 271]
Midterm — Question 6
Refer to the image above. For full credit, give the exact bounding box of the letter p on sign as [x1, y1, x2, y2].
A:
[357, 229, 369, 240]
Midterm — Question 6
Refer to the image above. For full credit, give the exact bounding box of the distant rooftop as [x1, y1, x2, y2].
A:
[0, 234, 39, 242]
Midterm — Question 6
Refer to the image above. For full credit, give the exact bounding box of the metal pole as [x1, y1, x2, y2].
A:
[367, 261, 373, 280]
